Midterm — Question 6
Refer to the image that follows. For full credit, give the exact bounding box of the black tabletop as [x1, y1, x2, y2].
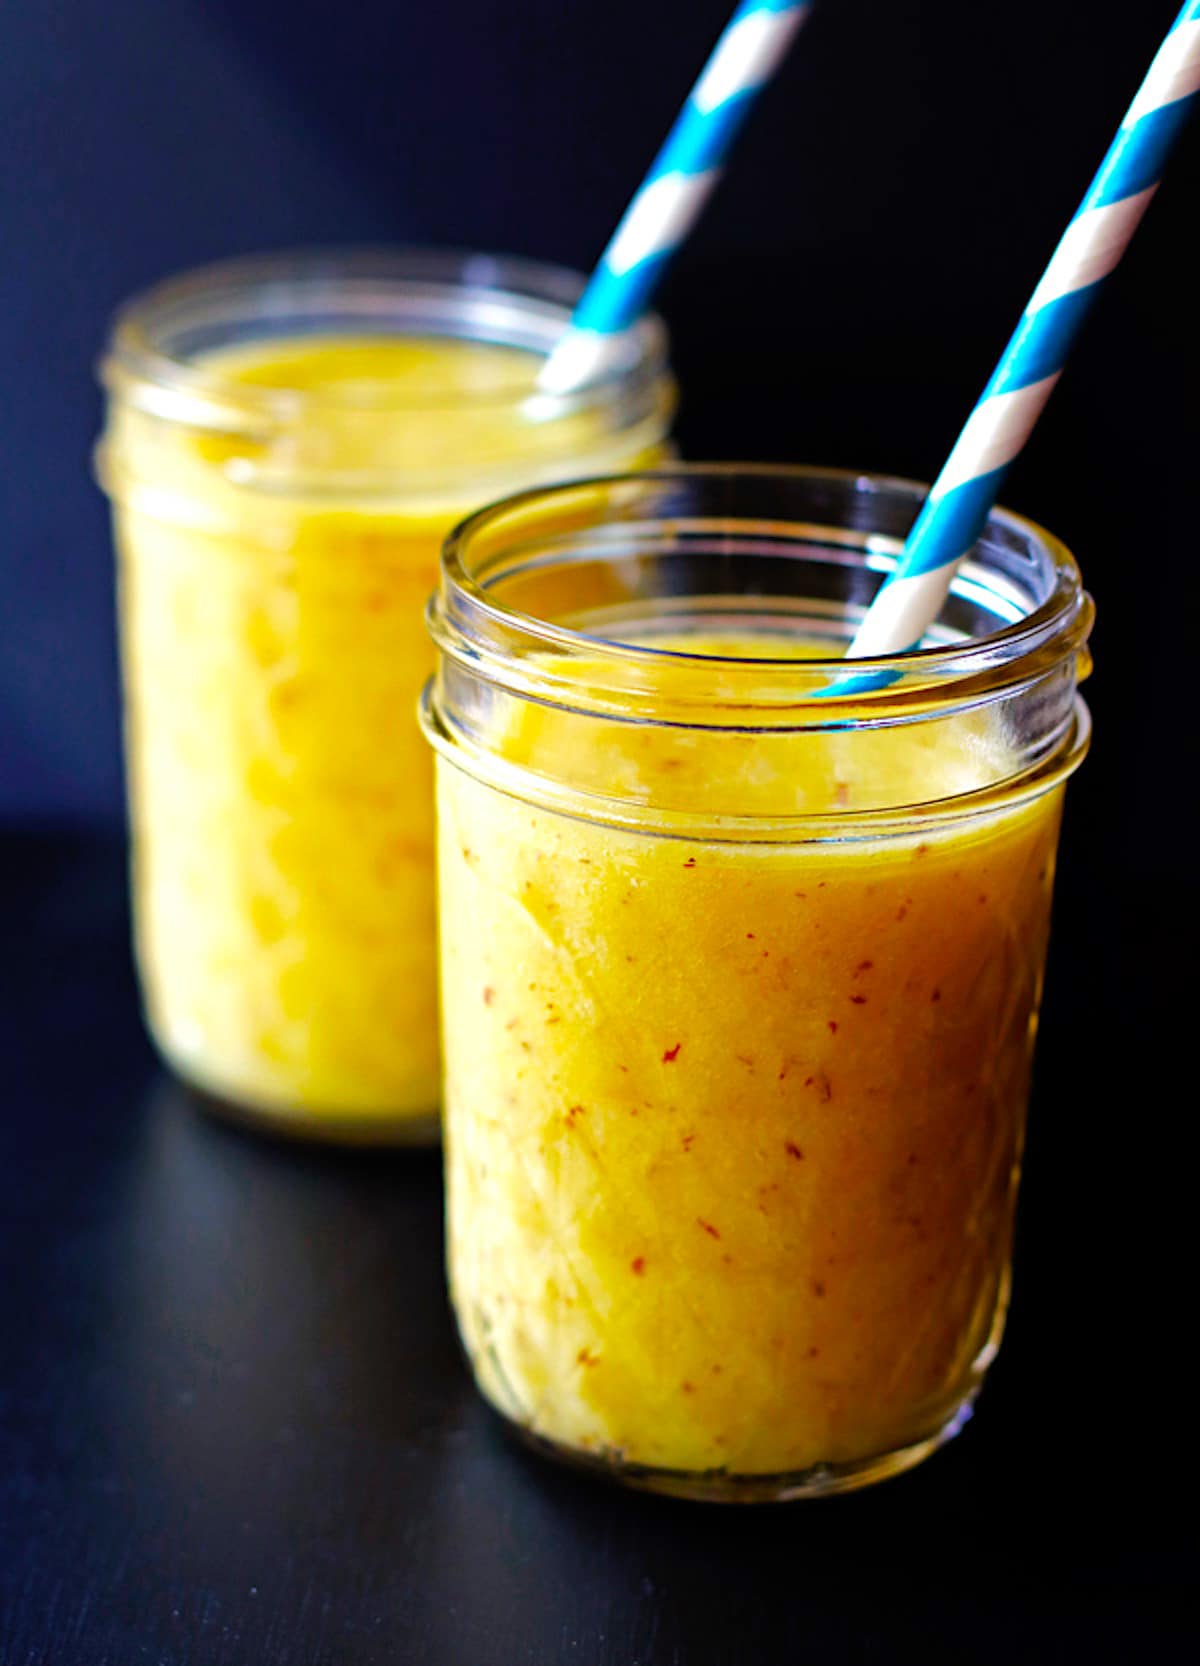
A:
[0, 823, 1190, 1665]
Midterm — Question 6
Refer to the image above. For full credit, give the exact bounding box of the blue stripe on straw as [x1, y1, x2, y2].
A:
[1093, 90, 1198, 206]
[838, 0, 1200, 678]
[893, 470, 1011, 579]
[658, 82, 770, 180]
[574, 252, 676, 338]
[988, 283, 1103, 396]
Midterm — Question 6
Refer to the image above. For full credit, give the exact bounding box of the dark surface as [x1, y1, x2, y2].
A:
[0, 826, 1192, 1665]
[2, 0, 1199, 818]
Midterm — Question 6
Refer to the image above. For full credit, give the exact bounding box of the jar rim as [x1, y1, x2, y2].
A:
[98, 246, 672, 430]
[433, 462, 1094, 716]
[420, 682, 1092, 841]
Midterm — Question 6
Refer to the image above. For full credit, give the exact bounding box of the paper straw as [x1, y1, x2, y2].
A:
[847, 0, 1200, 661]
[538, 0, 812, 395]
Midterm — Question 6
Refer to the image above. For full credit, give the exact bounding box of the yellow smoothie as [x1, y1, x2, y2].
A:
[101, 330, 668, 1136]
[434, 640, 1064, 1483]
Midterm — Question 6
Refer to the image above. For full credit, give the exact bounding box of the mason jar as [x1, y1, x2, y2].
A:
[421, 464, 1093, 1499]
[96, 250, 675, 1142]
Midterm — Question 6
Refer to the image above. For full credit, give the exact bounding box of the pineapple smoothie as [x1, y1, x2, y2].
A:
[98, 254, 673, 1139]
[437, 695, 1061, 1483]
[423, 467, 1093, 1497]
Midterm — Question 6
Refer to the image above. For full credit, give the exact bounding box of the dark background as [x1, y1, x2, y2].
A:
[1, 3, 1197, 1663]
[2, 0, 1197, 819]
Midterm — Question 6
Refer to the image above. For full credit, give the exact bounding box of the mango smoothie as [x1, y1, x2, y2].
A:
[98, 254, 673, 1138]
[423, 467, 1092, 1497]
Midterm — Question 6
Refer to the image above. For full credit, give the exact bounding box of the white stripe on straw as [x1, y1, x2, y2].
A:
[934, 377, 1060, 497]
[1024, 188, 1158, 312]
[692, 3, 802, 111]
[603, 173, 721, 278]
[538, 1, 811, 395]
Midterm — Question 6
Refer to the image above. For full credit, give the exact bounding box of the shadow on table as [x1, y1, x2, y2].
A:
[55, 1072, 1188, 1665]
[411, 1382, 1187, 1666]
[83, 1078, 469, 1581]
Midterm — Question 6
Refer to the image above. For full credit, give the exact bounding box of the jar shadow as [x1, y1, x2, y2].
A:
[90, 1075, 469, 1577]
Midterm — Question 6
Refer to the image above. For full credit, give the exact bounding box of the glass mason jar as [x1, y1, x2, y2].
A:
[422, 465, 1093, 1500]
[96, 250, 675, 1143]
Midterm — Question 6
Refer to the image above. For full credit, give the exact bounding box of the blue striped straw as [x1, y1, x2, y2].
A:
[538, 0, 812, 395]
[847, 0, 1200, 662]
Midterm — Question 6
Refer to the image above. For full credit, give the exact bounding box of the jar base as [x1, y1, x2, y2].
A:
[492, 1395, 977, 1503]
[187, 1081, 442, 1147]
[156, 1048, 442, 1147]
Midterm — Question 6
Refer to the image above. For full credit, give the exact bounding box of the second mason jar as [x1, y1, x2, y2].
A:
[96, 250, 675, 1141]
